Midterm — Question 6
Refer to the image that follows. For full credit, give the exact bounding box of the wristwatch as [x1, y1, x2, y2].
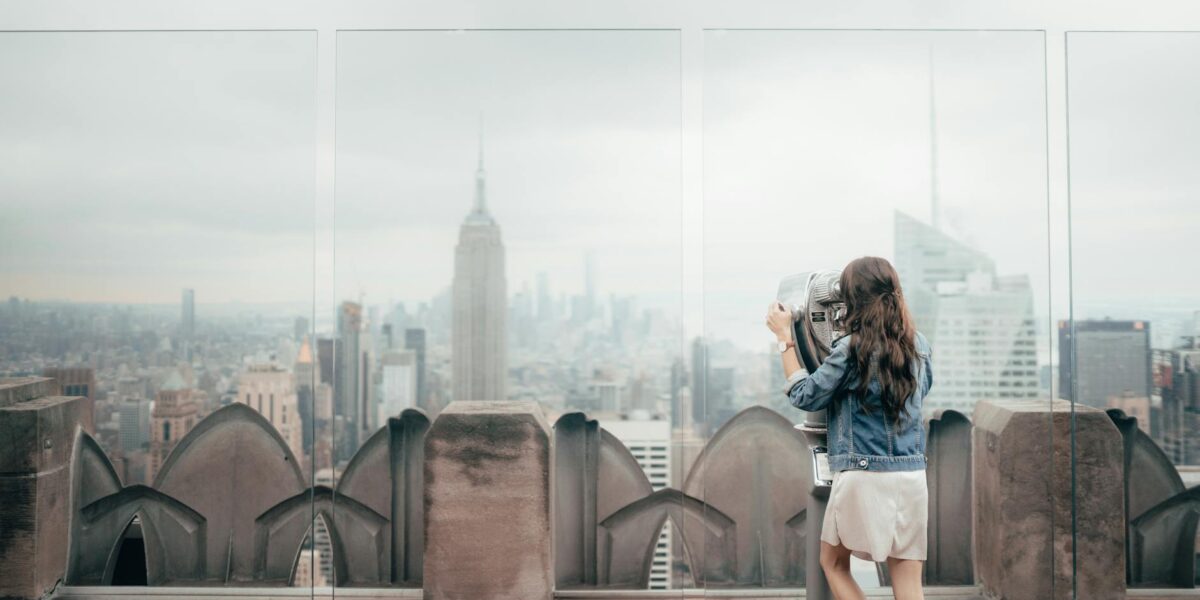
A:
[777, 338, 795, 354]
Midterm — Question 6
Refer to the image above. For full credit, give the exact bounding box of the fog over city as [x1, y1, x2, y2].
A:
[1, 21, 1199, 595]
[2, 28, 1191, 419]
[2, 30, 1198, 351]
[0, 27, 1197, 423]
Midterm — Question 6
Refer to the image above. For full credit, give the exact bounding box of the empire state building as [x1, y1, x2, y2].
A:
[451, 132, 508, 402]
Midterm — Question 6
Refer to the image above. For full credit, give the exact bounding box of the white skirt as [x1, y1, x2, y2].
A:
[820, 468, 928, 562]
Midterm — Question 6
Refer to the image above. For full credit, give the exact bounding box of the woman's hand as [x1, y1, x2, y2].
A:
[765, 301, 793, 341]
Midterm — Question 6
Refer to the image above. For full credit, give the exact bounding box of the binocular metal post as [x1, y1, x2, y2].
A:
[777, 270, 844, 600]
[795, 325, 832, 600]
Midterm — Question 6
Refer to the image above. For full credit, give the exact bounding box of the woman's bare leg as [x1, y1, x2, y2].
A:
[819, 541, 865, 600]
[886, 557, 924, 600]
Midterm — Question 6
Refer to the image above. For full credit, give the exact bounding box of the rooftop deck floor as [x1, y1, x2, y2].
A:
[53, 586, 1200, 599]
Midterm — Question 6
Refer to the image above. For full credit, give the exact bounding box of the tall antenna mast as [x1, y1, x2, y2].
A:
[474, 112, 487, 214]
[929, 45, 941, 231]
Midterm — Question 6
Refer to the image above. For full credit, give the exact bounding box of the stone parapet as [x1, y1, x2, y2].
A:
[0, 378, 88, 600]
[423, 401, 553, 600]
[972, 399, 1125, 600]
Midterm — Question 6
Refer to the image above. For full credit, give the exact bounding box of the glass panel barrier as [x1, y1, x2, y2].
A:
[702, 29, 1051, 595]
[1066, 31, 1200, 592]
[0, 31, 319, 587]
[333, 29, 683, 592]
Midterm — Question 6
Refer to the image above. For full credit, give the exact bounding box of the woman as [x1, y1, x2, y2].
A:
[766, 256, 932, 600]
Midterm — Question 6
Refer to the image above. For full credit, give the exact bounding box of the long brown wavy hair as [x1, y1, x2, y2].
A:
[839, 256, 919, 419]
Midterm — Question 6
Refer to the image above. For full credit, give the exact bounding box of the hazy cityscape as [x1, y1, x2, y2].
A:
[2, 27, 1199, 595]
[4, 131, 1199, 585]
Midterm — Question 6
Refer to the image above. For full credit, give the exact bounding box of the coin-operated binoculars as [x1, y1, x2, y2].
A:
[776, 270, 846, 600]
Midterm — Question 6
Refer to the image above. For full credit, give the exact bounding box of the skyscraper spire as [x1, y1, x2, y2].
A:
[474, 113, 487, 214]
[928, 45, 941, 231]
[454, 113, 507, 402]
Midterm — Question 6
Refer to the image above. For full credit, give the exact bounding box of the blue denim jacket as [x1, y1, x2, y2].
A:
[784, 332, 932, 473]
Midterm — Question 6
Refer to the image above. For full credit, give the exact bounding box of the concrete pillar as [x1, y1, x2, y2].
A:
[973, 399, 1125, 600]
[423, 401, 552, 600]
[0, 378, 88, 600]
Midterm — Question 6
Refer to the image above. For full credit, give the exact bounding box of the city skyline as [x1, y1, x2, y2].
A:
[2, 29, 1198, 482]
[3, 3, 1200, 596]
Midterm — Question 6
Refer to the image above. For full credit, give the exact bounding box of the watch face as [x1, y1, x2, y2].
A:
[778, 341, 788, 353]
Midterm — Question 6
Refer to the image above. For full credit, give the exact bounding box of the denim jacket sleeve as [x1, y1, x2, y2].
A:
[917, 332, 933, 397]
[785, 336, 851, 412]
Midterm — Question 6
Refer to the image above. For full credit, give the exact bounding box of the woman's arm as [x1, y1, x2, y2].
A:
[918, 334, 934, 397]
[766, 302, 849, 412]
[766, 302, 805, 379]
[784, 338, 850, 412]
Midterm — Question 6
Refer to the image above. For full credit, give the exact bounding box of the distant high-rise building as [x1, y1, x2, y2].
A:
[668, 358, 688, 428]
[149, 369, 199, 482]
[404, 328, 428, 409]
[335, 301, 367, 460]
[381, 323, 395, 351]
[179, 288, 196, 361]
[317, 337, 335, 386]
[294, 337, 316, 458]
[689, 338, 708, 428]
[118, 397, 151, 452]
[893, 211, 994, 343]
[312, 383, 334, 472]
[451, 127, 507, 402]
[928, 272, 1040, 414]
[294, 316, 309, 343]
[1156, 338, 1200, 464]
[181, 288, 195, 339]
[295, 336, 316, 391]
[43, 366, 95, 432]
[1059, 319, 1152, 410]
[894, 211, 1037, 415]
[588, 375, 625, 413]
[602, 417, 673, 589]
[237, 364, 304, 463]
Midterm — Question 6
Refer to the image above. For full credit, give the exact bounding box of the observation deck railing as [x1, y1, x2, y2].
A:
[2, 377, 1198, 600]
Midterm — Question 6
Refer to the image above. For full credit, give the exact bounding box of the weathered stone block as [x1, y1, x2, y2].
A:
[423, 401, 552, 600]
[0, 377, 55, 408]
[0, 380, 87, 600]
[0, 393, 87, 474]
[973, 399, 1124, 600]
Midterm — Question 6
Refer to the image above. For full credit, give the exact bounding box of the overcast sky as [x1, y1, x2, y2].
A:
[333, 30, 681, 312]
[702, 30, 1049, 349]
[0, 32, 318, 307]
[0, 29, 1196, 349]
